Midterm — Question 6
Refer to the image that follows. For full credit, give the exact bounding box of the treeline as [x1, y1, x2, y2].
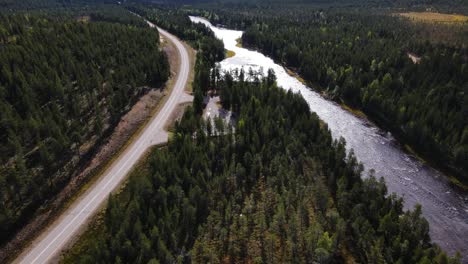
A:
[0, 0, 148, 27]
[84, 6, 149, 26]
[0, 0, 117, 11]
[67, 66, 459, 263]
[128, 5, 224, 49]
[0, 13, 169, 244]
[203, 7, 468, 184]
[164, 0, 468, 14]
[0, 0, 66, 10]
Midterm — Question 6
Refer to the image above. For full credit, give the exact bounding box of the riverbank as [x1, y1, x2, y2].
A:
[190, 16, 468, 257]
[242, 38, 467, 191]
[225, 49, 236, 58]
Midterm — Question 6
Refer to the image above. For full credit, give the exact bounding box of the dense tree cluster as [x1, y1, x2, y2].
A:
[134, 0, 468, 15]
[0, 13, 169, 244]
[0, 0, 148, 27]
[129, 6, 225, 114]
[0, 0, 118, 11]
[0, 0, 66, 10]
[85, 6, 149, 26]
[202, 7, 468, 183]
[63, 5, 459, 263]
[129, 5, 224, 50]
[68, 68, 459, 263]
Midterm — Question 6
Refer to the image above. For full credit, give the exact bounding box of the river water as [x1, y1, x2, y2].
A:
[189, 16, 468, 257]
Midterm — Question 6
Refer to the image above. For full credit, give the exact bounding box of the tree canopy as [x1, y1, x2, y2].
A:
[0, 12, 169, 245]
[64, 8, 459, 263]
[199, 6, 468, 185]
[67, 69, 459, 263]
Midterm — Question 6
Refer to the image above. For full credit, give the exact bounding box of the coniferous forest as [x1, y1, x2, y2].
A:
[64, 5, 461, 263]
[0, 12, 169, 244]
[0, 0, 466, 263]
[67, 66, 459, 264]
[199, 6, 468, 184]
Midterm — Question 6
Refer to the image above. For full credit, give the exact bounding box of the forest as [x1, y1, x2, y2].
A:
[197, 6, 468, 185]
[1, 0, 467, 13]
[66, 59, 460, 264]
[64, 5, 459, 263]
[128, 5, 226, 114]
[0, 12, 169, 244]
[137, 0, 468, 15]
[0, 0, 464, 262]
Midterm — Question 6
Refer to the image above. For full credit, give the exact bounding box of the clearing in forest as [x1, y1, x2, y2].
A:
[397, 12, 468, 23]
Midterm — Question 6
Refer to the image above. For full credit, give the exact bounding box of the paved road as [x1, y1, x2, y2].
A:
[15, 21, 190, 264]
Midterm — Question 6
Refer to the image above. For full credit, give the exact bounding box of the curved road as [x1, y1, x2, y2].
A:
[15, 21, 190, 264]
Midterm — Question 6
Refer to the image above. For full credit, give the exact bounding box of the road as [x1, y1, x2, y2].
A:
[15, 21, 190, 264]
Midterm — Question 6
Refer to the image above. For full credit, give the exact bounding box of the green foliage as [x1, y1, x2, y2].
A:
[0, 0, 116, 11]
[206, 7, 468, 183]
[0, 13, 169, 244]
[129, 5, 224, 50]
[130, 5, 225, 107]
[70, 66, 458, 263]
[133, 0, 468, 13]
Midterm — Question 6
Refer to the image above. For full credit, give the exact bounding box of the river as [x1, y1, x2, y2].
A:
[189, 16, 468, 258]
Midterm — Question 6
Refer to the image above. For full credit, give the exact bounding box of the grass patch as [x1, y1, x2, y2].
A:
[397, 12, 468, 24]
[446, 175, 468, 191]
[235, 37, 242, 47]
[168, 131, 175, 141]
[60, 210, 106, 263]
[225, 49, 236, 58]
[285, 68, 307, 85]
[403, 144, 427, 164]
[340, 103, 367, 119]
[60, 147, 158, 263]
[184, 42, 196, 93]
